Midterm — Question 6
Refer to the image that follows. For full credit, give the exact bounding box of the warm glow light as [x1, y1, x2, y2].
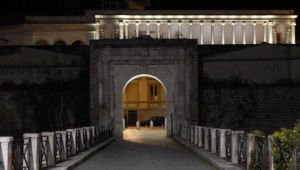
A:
[122, 74, 167, 95]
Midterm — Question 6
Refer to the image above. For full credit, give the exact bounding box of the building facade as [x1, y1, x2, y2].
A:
[0, 10, 297, 46]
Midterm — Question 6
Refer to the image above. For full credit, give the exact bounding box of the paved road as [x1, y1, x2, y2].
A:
[74, 127, 216, 170]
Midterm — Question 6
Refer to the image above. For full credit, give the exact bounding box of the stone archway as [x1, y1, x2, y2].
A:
[90, 39, 198, 138]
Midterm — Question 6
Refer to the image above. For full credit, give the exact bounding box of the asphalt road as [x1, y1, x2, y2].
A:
[74, 127, 216, 170]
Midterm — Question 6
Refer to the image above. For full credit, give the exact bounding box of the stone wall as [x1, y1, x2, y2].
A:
[0, 46, 90, 137]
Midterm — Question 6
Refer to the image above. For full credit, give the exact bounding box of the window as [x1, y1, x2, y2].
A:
[71, 40, 85, 46]
[150, 85, 158, 101]
[54, 40, 67, 46]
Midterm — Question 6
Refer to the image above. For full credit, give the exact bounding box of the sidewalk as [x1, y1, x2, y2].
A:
[49, 137, 116, 170]
[173, 136, 246, 170]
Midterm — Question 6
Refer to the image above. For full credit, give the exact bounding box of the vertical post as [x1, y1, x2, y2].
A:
[123, 117, 126, 130]
[100, 29, 104, 39]
[198, 126, 203, 147]
[210, 128, 217, 153]
[253, 21, 257, 44]
[135, 21, 139, 38]
[219, 129, 229, 158]
[200, 20, 204, 45]
[231, 131, 244, 164]
[146, 21, 150, 35]
[263, 21, 267, 42]
[204, 127, 209, 150]
[221, 21, 225, 45]
[0, 137, 13, 170]
[77, 128, 84, 151]
[119, 20, 124, 39]
[66, 129, 76, 155]
[41, 132, 55, 166]
[267, 135, 275, 170]
[211, 20, 215, 45]
[190, 126, 194, 143]
[90, 127, 96, 146]
[247, 133, 255, 169]
[232, 21, 236, 45]
[150, 120, 153, 128]
[95, 21, 100, 39]
[285, 28, 291, 44]
[124, 22, 128, 39]
[156, 21, 160, 39]
[23, 133, 41, 170]
[83, 127, 91, 148]
[189, 20, 193, 39]
[273, 29, 277, 44]
[136, 121, 140, 130]
[268, 20, 273, 44]
[178, 20, 182, 38]
[164, 117, 167, 129]
[167, 21, 171, 39]
[55, 131, 67, 160]
[170, 113, 173, 137]
[194, 126, 198, 145]
[242, 21, 246, 44]
[291, 21, 296, 44]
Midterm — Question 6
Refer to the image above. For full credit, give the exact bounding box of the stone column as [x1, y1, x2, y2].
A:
[253, 21, 257, 44]
[0, 137, 13, 170]
[194, 126, 198, 145]
[291, 21, 296, 44]
[200, 20, 204, 45]
[23, 133, 41, 170]
[124, 22, 129, 39]
[231, 131, 244, 164]
[247, 133, 255, 169]
[119, 21, 124, 39]
[232, 21, 236, 44]
[273, 28, 277, 44]
[221, 21, 225, 45]
[268, 21, 273, 44]
[204, 127, 209, 150]
[55, 131, 67, 160]
[219, 129, 228, 158]
[95, 22, 100, 39]
[242, 21, 246, 44]
[178, 20, 182, 39]
[146, 21, 150, 35]
[135, 21, 139, 38]
[263, 21, 267, 42]
[189, 20, 193, 39]
[167, 20, 171, 39]
[198, 126, 203, 147]
[156, 21, 160, 39]
[210, 128, 217, 153]
[41, 132, 55, 166]
[211, 20, 215, 45]
[66, 129, 77, 155]
[285, 28, 291, 44]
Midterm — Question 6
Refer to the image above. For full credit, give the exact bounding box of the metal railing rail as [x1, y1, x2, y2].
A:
[12, 138, 31, 170]
[40, 136, 49, 168]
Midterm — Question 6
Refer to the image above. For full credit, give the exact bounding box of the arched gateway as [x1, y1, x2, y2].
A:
[90, 39, 198, 137]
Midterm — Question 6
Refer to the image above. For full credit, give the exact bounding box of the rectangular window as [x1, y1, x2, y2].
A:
[150, 85, 158, 101]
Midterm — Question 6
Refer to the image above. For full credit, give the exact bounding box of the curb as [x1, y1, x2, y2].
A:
[173, 136, 245, 170]
[49, 137, 116, 170]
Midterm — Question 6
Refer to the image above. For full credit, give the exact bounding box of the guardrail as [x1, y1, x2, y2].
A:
[179, 125, 280, 169]
[0, 122, 113, 170]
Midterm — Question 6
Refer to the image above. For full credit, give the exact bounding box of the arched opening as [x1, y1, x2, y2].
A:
[35, 40, 49, 45]
[71, 40, 85, 46]
[54, 40, 67, 45]
[122, 74, 167, 133]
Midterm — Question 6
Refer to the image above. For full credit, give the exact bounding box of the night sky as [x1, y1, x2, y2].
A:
[0, 0, 299, 38]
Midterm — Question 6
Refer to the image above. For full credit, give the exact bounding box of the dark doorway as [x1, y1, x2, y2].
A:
[128, 110, 137, 126]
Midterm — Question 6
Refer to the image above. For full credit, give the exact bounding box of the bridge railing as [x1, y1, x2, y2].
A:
[0, 122, 113, 170]
[179, 125, 280, 169]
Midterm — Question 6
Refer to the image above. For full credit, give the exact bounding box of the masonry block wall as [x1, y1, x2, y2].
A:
[0, 46, 90, 137]
[199, 44, 300, 134]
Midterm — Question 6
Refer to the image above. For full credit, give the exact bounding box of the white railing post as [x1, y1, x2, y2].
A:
[136, 121, 140, 130]
[66, 129, 77, 155]
[164, 117, 167, 128]
[194, 126, 198, 145]
[246, 133, 255, 169]
[198, 126, 203, 147]
[83, 127, 91, 148]
[211, 128, 217, 153]
[23, 133, 41, 170]
[220, 129, 230, 158]
[0, 137, 13, 170]
[41, 132, 55, 166]
[231, 131, 244, 164]
[91, 126, 96, 146]
[55, 131, 67, 160]
[204, 127, 209, 150]
[268, 135, 274, 170]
